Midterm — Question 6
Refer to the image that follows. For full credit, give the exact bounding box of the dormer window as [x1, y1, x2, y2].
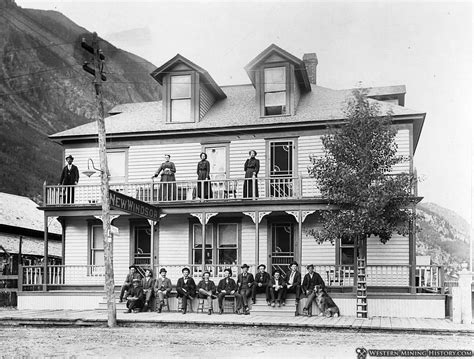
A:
[170, 75, 192, 122]
[264, 66, 287, 116]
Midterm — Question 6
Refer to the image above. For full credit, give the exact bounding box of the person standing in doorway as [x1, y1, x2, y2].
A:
[243, 150, 259, 198]
[196, 152, 211, 199]
[59, 155, 79, 204]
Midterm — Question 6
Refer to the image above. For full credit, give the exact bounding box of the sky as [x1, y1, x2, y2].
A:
[17, 0, 474, 225]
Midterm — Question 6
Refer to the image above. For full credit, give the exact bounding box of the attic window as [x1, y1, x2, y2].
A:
[264, 66, 286, 116]
[170, 75, 191, 122]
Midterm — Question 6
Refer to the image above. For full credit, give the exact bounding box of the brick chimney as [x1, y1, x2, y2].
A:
[303, 53, 318, 85]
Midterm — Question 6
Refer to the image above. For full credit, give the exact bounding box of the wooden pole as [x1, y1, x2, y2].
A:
[90, 32, 116, 327]
[43, 214, 48, 292]
[201, 213, 206, 273]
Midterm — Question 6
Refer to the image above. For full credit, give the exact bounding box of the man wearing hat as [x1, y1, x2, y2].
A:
[119, 265, 142, 303]
[269, 269, 285, 306]
[236, 264, 254, 315]
[216, 268, 241, 314]
[124, 278, 144, 313]
[302, 264, 326, 316]
[252, 264, 271, 305]
[154, 268, 172, 313]
[141, 269, 154, 312]
[283, 261, 302, 307]
[176, 267, 196, 314]
[59, 155, 79, 203]
[197, 271, 217, 315]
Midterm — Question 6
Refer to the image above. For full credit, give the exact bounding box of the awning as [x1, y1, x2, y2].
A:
[0, 233, 61, 257]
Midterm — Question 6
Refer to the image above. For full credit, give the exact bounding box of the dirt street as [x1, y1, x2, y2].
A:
[0, 325, 472, 359]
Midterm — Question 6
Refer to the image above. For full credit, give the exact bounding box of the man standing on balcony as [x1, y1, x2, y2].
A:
[252, 264, 270, 305]
[217, 268, 240, 314]
[237, 264, 254, 315]
[176, 267, 196, 314]
[119, 265, 141, 303]
[302, 264, 326, 317]
[59, 155, 79, 204]
[283, 261, 302, 310]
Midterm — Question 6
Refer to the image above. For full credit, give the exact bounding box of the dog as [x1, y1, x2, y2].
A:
[315, 285, 340, 317]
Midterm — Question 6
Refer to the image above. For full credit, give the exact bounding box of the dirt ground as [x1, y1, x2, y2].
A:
[0, 325, 472, 359]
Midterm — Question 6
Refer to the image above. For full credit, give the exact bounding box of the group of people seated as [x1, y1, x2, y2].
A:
[119, 261, 326, 317]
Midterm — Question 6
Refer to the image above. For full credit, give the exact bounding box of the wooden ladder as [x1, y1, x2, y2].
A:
[356, 257, 368, 318]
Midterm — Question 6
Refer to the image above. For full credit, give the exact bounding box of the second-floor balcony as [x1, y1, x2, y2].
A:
[44, 176, 323, 207]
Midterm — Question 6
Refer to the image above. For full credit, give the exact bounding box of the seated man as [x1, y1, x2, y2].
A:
[283, 261, 302, 307]
[197, 271, 217, 315]
[124, 278, 144, 313]
[217, 268, 241, 314]
[141, 269, 154, 312]
[237, 264, 254, 315]
[176, 267, 196, 314]
[154, 267, 172, 313]
[269, 270, 285, 307]
[252, 264, 271, 305]
[302, 264, 326, 316]
[119, 265, 141, 302]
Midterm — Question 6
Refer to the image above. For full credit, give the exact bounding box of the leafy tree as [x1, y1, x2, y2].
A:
[308, 89, 416, 249]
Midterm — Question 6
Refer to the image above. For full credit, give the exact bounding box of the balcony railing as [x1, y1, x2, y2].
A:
[44, 176, 323, 206]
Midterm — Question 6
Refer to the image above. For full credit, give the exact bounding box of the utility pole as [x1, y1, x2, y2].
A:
[82, 32, 116, 327]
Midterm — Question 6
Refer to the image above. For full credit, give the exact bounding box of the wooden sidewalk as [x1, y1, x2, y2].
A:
[0, 309, 472, 334]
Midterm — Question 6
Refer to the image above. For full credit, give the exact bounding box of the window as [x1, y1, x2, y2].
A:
[107, 150, 127, 183]
[192, 224, 213, 265]
[339, 235, 355, 266]
[269, 140, 294, 197]
[90, 225, 104, 266]
[133, 227, 151, 266]
[170, 75, 191, 122]
[264, 66, 286, 115]
[217, 224, 238, 265]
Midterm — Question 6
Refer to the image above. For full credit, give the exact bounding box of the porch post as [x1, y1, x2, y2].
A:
[298, 210, 303, 265]
[408, 216, 416, 294]
[43, 213, 49, 292]
[60, 217, 66, 265]
[201, 211, 206, 272]
[254, 211, 259, 268]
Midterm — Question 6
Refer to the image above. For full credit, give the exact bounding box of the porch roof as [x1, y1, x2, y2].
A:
[0, 232, 61, 257]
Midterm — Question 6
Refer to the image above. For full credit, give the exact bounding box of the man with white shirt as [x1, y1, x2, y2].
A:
[59, 155, 79, 203]
[283, 261, 302, 307]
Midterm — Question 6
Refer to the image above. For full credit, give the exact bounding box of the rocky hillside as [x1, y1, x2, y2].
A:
[0, 0, 160, 200]
[417, 202, 470, 273]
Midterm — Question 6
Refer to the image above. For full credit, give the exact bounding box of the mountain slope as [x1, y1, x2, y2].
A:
[0, 0, 160, 200]
[417, 202, 470, 270]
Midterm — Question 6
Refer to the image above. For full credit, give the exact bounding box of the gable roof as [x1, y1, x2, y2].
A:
[0, 192, 62, 235]
[244, 43, 312, 92]
[50, 84, 425, 151]
[150, 54, 227, 100]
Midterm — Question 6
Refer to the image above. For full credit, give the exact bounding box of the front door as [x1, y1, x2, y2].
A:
[270, 223, 294, 274]
[269, 140, 294, 197]
[204, 145, 228, 199]
[133, 226, 152, 268]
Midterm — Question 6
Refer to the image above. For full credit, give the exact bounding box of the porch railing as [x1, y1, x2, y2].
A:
[22, 265, 105, 287]
[43, 176, 322, 206]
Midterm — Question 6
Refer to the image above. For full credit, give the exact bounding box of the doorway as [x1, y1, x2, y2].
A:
[269, 223, 294, 274]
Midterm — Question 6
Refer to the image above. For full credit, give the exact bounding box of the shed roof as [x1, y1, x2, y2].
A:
[0, 233, 61, 257]
[0, 193, 61, 235]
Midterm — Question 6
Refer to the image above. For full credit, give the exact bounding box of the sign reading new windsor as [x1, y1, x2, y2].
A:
[109, 190, 159, 221]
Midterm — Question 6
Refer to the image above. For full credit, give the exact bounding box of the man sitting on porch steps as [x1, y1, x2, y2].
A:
[217, 268, 241, 314]
[141, 269, 154, 312]
[124, 279, 144, 313]
[252, 264, 271, 305]
[119, 265, 142, 303]
[154, 268, 172, 313]
[237, 264, 254, 315]
[283, 261, 302, 308]
[302, 264, 326, 317]
[176, 267, 196, 314]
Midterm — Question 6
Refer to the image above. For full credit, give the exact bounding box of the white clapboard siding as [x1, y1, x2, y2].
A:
[200, 85, 215, 120]
[298, 134, 323, 197]
[367, 233, 409, 265]
[241, 217, 255, 264]
[258, 219, 268, 266]
[64, 217, 130, 284]
[301, 217, 335, 265]
[129, 143, 202, 182]
[392, 128, 410, 174]
[158, 215, 189, 264]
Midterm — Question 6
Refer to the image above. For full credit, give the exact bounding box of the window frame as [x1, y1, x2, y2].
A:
[106, 148, 128, 184]
[259, 62, 290, 117]
[217, 223, 239, 265]
[164, 71, 199, 123]
[89, 224, 105, 267]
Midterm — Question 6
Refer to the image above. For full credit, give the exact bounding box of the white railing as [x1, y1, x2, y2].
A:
[301, 265, 355, 287]
[366, 265, 410, 287]
[44, 176, 322, 206]
[415, 265, 443, 290]
[22, 265, 105, 286]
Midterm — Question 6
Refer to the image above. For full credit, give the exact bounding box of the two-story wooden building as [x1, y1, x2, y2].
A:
[18, 44, 445, 318]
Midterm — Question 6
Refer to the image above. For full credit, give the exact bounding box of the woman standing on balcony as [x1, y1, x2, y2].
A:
[243, 150, 260, 198]
[196, 152, 211, 199]
[152, 154, 176, 201]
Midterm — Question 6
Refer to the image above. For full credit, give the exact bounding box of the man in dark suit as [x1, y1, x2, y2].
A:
[59, 155, 79, 204]
[252, 264, 271, 305]
[217, 268, 241, 314]
[269, 270, 286, 306]
[283, 261, 302, 308]
[237, 264, 254, 315]
[124, 278, 145, 313]
[302, 264, 326, 316]
[176, 267, 196, 314]
[119, 265, 142, 302]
